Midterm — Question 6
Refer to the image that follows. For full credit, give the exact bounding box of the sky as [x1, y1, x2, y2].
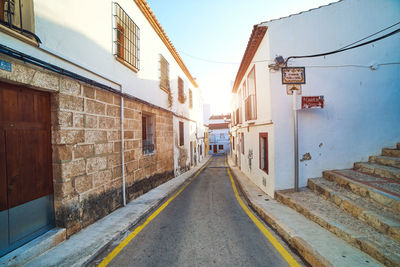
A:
[146, 0, 335, 115]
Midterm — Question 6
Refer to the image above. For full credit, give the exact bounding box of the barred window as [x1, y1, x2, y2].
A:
[179, 121, 184, 146]
[178, 77, 185, 103]
[142, 114, 154, 155]
[189, 89, 193, 108]
[0, 0, 36, 39]
[159, 54, 170, 91]
[114, 3, 140, 71]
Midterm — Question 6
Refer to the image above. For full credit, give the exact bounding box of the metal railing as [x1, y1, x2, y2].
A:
[142, 139, 154, 154]
[0, 0, 41, 42]
[245, 94, 257, 121]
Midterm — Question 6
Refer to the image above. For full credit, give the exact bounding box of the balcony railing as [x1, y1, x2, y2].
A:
[0, 0, 41, 43]
[245, 94, 257, 121]
[142, 139, 154, 154]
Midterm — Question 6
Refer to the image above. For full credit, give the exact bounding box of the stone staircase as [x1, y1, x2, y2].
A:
[276, 143, 400, 266]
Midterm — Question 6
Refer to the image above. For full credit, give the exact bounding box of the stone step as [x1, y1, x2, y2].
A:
[382, 148, 400, 158]
[323, 170, 400, 213]
[370, 156, 400, 169]
[354, 162, 400, 181]
[308, 178, 400, 241]
[276, 189, 400, 266]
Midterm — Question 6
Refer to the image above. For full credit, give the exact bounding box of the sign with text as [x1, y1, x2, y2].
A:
[282, 67, 305, 84]
[286, 84, 302, 95]
[302, 96, 324, 109]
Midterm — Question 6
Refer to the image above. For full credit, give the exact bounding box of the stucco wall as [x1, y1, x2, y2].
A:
[264, 0, 400, 190]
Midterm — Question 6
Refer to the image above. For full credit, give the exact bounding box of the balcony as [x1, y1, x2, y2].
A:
[245, 94, 257, 121]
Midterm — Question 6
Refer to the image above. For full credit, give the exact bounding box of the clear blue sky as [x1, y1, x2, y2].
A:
[147, 0, 335, 115]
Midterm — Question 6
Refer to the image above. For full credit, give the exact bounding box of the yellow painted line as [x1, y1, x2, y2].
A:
[98, 157, 212, 267]
[224, 158, 300, 267]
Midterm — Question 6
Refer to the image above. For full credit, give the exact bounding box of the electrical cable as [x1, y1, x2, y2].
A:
[285, 27, 400, 64]
[337, 21, 400, 50]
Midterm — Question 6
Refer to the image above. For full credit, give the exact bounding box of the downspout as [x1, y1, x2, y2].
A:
[121, 95, 126, 206]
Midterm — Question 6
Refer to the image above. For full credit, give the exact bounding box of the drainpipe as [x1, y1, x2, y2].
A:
[121, 95, 126, 206]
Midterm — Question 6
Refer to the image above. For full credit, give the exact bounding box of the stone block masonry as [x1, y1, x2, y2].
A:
[52, 83, 174, 236]
[0, 55, 175, 237]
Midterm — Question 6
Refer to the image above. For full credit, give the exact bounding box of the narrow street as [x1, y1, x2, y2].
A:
[92, 156, 302, 266]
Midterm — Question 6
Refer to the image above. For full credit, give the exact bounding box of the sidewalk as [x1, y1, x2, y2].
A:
[2, 155, 211, 267]
[227, 157, 383, 267]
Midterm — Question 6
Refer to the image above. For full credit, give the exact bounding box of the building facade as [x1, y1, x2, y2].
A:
[208, 115, 231, 155]
[0, 0, 203, 257]
[230, 0, 400, 197]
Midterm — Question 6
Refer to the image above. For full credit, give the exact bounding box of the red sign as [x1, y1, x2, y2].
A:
[302, 96, 324, 109]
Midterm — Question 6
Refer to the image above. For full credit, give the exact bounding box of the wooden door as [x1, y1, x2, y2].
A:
[0, 82, 53, 211]
[213, 145, 217, 153]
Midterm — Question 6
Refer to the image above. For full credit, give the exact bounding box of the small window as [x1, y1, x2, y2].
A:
[178, 77, 185, 103]
[114, 3, 140, 70]
[179, 121, 184, 146]
[259, 133, 268, 173]
[142, 115, 154, 154]
[218, 145, 223, 150]
[209, 145, 212, 150]
[189, 89, 193, 108]
[241, 133, 244, 154]
[160, 54, 170, 91]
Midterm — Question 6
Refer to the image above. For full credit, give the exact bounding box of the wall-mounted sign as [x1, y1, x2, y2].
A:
[282, 67, 305, 84]
[0, 59, 11, 72]
[302, 96, 324, 109]
[286, 84, 302, 95]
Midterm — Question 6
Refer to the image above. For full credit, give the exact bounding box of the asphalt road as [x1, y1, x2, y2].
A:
[97, 156, 298, 266]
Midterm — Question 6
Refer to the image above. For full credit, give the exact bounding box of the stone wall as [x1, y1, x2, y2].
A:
[52, 82, 174, 236]
[0, 55, 175, 236]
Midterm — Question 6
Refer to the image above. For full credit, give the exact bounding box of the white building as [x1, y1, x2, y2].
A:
[230, 0, 400, 196]
[208, 115, 231, 154]
[0, 0, 203, 256]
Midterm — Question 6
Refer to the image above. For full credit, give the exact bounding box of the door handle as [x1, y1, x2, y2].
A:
[8, 174, 19, 190]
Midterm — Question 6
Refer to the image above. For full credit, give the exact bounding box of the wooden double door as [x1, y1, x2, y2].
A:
[0, 82, 54, 257]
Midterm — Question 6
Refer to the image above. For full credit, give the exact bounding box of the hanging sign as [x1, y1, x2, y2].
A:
[282, 67, 305, 84]
[302, 96, 324, 109]
[286, 84, 302, 95]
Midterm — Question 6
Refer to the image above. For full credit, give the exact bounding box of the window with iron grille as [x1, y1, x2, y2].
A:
[0, 0, 37, 40]
[178, 77, 185, 103]
[114, 3, 140, 71]
[159, 54, 170, 91]
[142, 114, 154, 155]
[189, 89, 193, 108]
[179, 121, 184, 146]
[245, 66, 257, 120]
[219, 145, 223, 150]
[259, 133, 268, 174]
[241, 133, 244, 154]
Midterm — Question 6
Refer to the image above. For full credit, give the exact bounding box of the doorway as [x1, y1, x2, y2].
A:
[0, 82, 54, 257]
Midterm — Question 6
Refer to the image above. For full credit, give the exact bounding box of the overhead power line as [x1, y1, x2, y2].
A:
[285, 26, 400, 64]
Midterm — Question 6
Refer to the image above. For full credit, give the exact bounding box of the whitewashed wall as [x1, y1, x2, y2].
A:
[263, 0, 400, 190]
[0, 0, 200, 117]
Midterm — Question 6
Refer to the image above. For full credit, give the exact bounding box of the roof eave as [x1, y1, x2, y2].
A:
[133, 0, 198, 88]
[232, 25, 267, 93]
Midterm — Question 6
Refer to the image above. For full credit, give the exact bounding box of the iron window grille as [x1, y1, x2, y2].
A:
[159, 54, 170, 91]
[142, 115, 154, 155]
[189, 89, 193, 108]
[179, 121, 184, 146]
[0, 0, 40, 42]
[113, 2, 140, 70]
[178, 77, 185, 103]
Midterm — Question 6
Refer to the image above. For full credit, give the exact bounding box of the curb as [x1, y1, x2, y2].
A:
[23, 155, 212, 267]
[226, 158, 331, 267]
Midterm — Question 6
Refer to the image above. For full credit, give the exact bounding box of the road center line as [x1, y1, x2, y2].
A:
[98, 157, 212, 267]
[224, 158, 300, 267]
